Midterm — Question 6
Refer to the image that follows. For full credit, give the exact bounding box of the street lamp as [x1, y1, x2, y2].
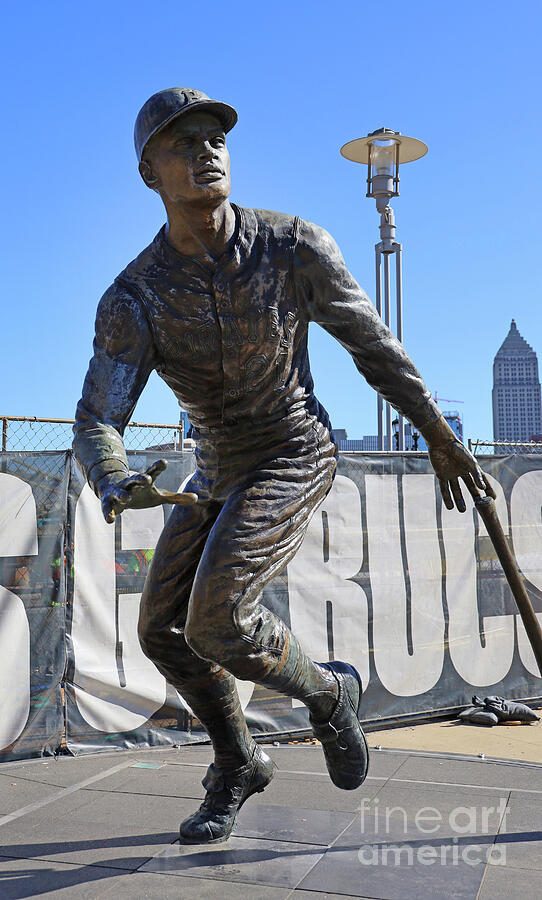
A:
[341, 128, 427, 450]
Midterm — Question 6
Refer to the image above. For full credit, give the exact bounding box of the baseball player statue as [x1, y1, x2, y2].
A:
[73, 87, 493, 843]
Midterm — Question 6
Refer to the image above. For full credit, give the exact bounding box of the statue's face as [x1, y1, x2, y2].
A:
[141, 111, 231, 206]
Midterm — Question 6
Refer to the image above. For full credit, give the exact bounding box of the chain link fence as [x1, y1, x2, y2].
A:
[1, 416, 190, 523]
[469, 439, 542, 455]
[5, 417, 542, 459]
[1, 416, 186, 453]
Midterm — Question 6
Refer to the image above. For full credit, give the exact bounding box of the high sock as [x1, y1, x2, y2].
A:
[251, 631, 339, 722]
[178, 669, 256, 771]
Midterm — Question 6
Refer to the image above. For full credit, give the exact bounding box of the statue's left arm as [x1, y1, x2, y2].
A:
[73, 282, 197, 522]
[73, 282, 156, 491]
[294, 219, 494, 511]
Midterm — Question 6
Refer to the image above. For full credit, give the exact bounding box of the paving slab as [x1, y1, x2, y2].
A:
[478, 862, 542, 900]
[141, 835, 326, 888]
[264, 747, 405, 781]
[0, 856, 133, 900]
[293, 893, 376, 900]
[0, 745, 211, 787]
[250, 773, 382, 812]
[299, 811, 492, 899]
[370, 782, 508, 833]
[0, 790, 193, 870]
[0, 773, 76, 817]
[391, 754, 542, 793]
[493, 792, 542, 871]
[0, 750, 179, 788]
[83, 762, 207, 799]
[111, 872, 291, 899]
[156, 745, 214, 765]
[233, 802, 356, 844]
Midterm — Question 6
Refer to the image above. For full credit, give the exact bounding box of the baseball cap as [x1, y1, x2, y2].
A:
[134, 87, 238, 161]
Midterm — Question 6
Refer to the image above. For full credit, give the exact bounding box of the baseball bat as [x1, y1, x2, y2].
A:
[468, 486, 542, 678]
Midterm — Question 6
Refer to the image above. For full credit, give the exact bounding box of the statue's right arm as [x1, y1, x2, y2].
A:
[73, 282, 158, 498]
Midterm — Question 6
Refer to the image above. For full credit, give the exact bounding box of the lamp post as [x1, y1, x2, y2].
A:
[341, 128, 427, 450]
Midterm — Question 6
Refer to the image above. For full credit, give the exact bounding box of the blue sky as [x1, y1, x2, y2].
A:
[2, 0, 541, 442]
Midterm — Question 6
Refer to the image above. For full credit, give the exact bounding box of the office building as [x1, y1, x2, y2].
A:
[333, 429, 380, 451]
[492, 320, 542, 442]
[336, 409, 463, 453]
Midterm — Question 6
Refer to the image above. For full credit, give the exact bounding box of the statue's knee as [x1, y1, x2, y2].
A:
[138, 611, 170, 664]
[186, 570, 242, 662]
[184, 617, 215, 661]
[185, 599, 226, 664]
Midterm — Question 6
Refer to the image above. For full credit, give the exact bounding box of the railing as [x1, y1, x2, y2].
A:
[0, 416, 186, 453]
[469, 439, 542, 455]
[4, 417, 542, 458]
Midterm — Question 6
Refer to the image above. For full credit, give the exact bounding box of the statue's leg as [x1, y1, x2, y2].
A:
[184, 440, 368, 791]
[184, 446, 339, 714]
[139, 492, 275, 844]
[138, 496, 256, 771]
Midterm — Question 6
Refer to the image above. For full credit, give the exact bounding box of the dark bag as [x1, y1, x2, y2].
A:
[458, 706, 499, 726]
[482, 695, 539, 723]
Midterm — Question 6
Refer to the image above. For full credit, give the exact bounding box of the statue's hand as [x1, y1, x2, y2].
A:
[428, 440, 495, 512]
[420, 415, 495, 512]
[98, 459, 198, 523]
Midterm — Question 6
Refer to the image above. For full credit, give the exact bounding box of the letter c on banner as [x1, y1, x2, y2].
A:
[0, 474, 38, 750]
[442, 472, 514, 686]
[510, 470, 542, 676]
[72, 471, 254, 735]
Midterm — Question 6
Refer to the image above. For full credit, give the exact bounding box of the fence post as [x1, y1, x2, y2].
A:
[2, 418, 7, 452]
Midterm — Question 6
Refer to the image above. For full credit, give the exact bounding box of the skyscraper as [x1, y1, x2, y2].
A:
[492, 320, 542, 442]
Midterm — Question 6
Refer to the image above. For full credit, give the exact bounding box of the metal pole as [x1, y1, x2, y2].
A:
[395, 244, 404, 451]
[375, 246, 384, 450]
[383, 251, 392, 451]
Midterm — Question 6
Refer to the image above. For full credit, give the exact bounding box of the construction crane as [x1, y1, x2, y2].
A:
[433, 391, 464, 406]
[433, 391, 464, 442]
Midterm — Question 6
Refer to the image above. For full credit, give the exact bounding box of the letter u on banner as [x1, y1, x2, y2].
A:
[0, 474, 38, 750]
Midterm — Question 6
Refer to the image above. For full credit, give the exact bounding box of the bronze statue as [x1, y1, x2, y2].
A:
[73, 87, 494, 844]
